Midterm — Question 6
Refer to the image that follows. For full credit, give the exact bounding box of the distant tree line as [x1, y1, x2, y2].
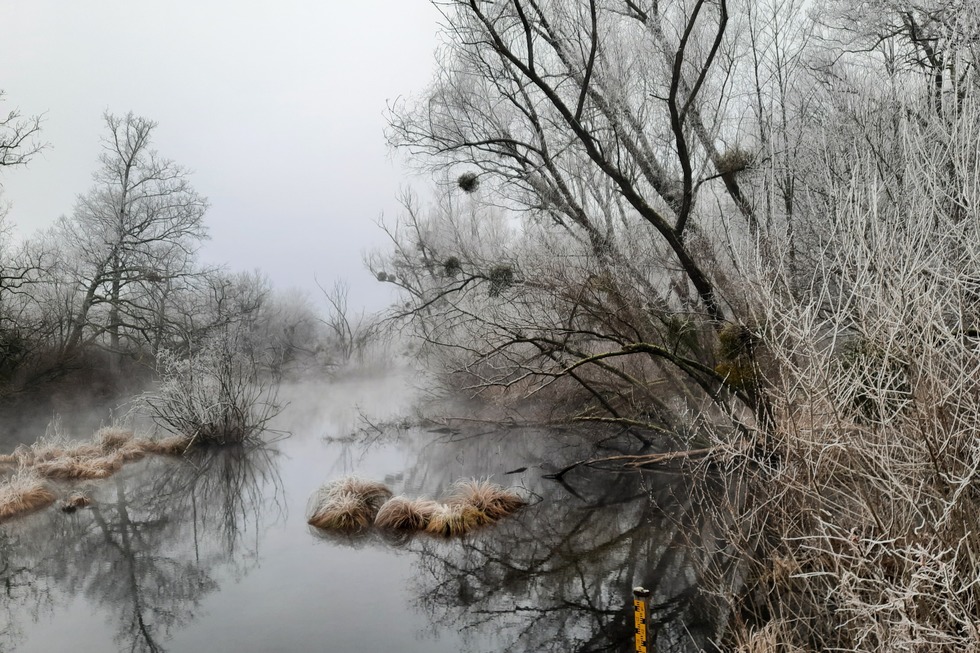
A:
[0, 108, 374, 403]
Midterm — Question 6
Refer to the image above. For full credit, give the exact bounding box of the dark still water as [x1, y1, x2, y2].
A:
[0, 376, 728, 652]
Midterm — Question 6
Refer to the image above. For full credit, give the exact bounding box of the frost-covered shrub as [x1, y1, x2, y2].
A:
[142, 329, 281, 446]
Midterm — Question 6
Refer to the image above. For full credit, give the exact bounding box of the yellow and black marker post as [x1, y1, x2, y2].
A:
[633, 586, 651, 653]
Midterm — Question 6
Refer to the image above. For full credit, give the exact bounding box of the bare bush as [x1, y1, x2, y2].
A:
[317, 278, 380, 367]
[708, 92, 980, 651]
[141, 328, 282, 446]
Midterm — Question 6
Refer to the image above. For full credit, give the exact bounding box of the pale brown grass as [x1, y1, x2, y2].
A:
[426, 502, 487, 537]
[94, 427, 151, 462]
[447, 479, 525, 522]
[60, 491, 92, 513]
[140, 435, 193, 456]
[13, 434, 126, 480]
[326, 476, 393, 511]
[0, 430, 194, 492]
[34, 453, 124, 480]
[375, 496, 439, 531]
[308, 490, 376, 530]
[0, 472, 56, 522]
[95, 427, 135, 451]
[116, 439, 150, 462]
[307, 476, 394, 531]
[15, 442, 60, 466]
[0, 454, 17, 474]
[21, 439, 102, 465]
[1, 443, 63, 471]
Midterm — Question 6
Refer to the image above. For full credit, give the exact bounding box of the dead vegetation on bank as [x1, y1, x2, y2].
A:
[0, 427, 193, 524]
[307, 475, 525, 538]
[0, 471, 57, 522]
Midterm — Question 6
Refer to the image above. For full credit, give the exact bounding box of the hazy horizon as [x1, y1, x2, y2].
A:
[0, 0, 442, 310]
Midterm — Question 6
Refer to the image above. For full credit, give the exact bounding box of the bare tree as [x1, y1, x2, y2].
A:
[0, 91, 43, 171]
[383, 0, 784, 431]
[0, 93, 50, 395]
[317, 277, 378, 366]
[379, 5, 980, 646]
[390, 0, 751, 321]
[56, 112, 208, 359]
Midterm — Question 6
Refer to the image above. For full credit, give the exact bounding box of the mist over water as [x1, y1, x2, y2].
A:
[0, 372, 724, 652]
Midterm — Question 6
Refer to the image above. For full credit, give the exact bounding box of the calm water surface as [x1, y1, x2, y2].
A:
[0, 377, 728, 652]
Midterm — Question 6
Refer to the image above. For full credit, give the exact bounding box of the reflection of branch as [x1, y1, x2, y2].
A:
[86, 481, 174, 653]
[0, 445, 282, 652]
[409, 477, 653, 651]
[145, 444, 284, 557]
[131, 603, 164, 653]
[393, 421, 738, 653]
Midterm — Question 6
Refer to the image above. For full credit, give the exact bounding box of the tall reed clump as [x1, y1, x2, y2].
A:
[307, 476, 393, 531]
[141, 327, 281, 447]
[0, 471, 56, 522]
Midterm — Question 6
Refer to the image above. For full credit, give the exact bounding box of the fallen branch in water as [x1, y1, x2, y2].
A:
[543, 446, 720, 481]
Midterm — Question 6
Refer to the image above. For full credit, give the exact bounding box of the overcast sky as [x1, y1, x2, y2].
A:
[0, 1, 441, 310]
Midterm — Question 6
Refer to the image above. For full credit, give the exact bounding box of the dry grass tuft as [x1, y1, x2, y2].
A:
[426, 502, 488, 537]
[34, 452, 124, 480]
[0, 429, 201, 500]
[22, 439, 105, 466]
[94, 428, 151, 462]
[330, 476, 393, 511]
[0, 430, 197, 489]
[60, 491, 93, 513]
[15, 442, 59, 466]
[308, 490, 376, 530]
[95, 427, 135, 451]
[0, 472, 56, 522]
[307, 476, 394, 531]
[0, 455, 17, 475]
[13, 435, 127, 481]
[375, 496, 439, 531]
[116, 440, 150, 462]
[305, 477, 522, 537]
[447, 479, 525, 522]
[140, 435, 193, 456]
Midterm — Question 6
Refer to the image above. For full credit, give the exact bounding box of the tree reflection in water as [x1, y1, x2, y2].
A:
[397, 427, 736, 653]
[0, 444, 282, 652]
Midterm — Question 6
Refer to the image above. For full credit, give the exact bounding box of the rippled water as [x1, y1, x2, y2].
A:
[0, 376, 728, 652]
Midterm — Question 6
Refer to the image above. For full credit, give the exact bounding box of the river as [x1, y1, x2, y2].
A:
[0, 374, 731, 652]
